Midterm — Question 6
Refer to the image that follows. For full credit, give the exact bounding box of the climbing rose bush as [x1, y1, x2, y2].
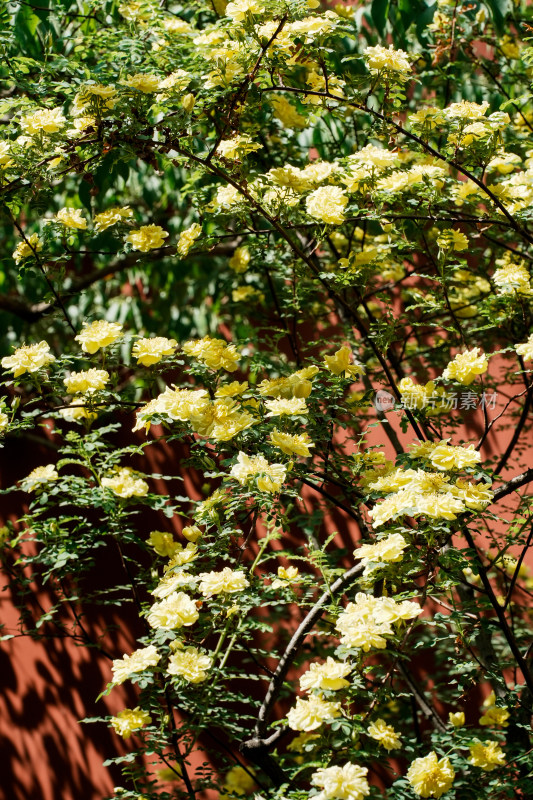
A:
[1, 0, 533, 799]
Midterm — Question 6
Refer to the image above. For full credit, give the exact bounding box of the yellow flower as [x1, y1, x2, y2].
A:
[449, 711, 465, 727]
[264, 397, 308, 417]
[225, 0, 264, 22]
[300, 657, 352, 692]
[63, 369, 109, 394]
[324, 346, 364, 379]
[182, 524, 203, 542]
[356, 533, 407, 566]
[133, 387, 210, 432]
[271, 565, 300, 588]
[229, 246, 251, 273]
[269, 429, 314, 457]
[122, 73, 160, 92]
[425, 442, 481, 471]
[111, 707, 151, 738]
[493, 261, 533, 296]
[198, 567, 249, 597]
[2, 341, 55, 377]
[190, 397, 255, 441]
[367, 718, 401, 750]
[147, 530, 180, 557]
[126, 224, 169, 252]
[152, 572, 197, 599]
[258, 366, 319, 399]
[111, 644, 160, 684]
[20, 107, 66, 135]
[311, 763, 370, 800]
[230, 451, 287, 493]
[76, 83, 116, 110]
[515, 334, 533, 361]
[407, 751, 455, 798]
[221, 766, 256, 798]
[437, 229, 468, 252]
[165, 542, 198, 568]
[442, 348, 488, 385]
[102, 467, 149, 498]
[364, 44, 411, 77]
[232, 286, 264, 303]
[12, 233, 42, 264]
[132, 337, 177, 366]
[215, 381, 248, 397]
[22, 464, 59, 492]
[183, 336, 240, 372]
[468, 741, 506, 771]
[0, 410, 9, 433]
[271, 96, 307, 128]
[500, 35, 520, 59]
[306, 186, 348, 226]
[444, 100, 489, 119]
[335, 594, 420, 651]
[59, 401, 97, 423]
[167, 646, 212, 683]
[55, 207, 88, 230]
[94, 207, 133, 231]
[75, 320, 123, 353]
[163, 18, 193, 34]
[147, 591, 199, 630]
[217, 135, 262, 160]
[287, 695, 341, 732]
[177, 223, 202, 256]
[479, 706, 510, 727]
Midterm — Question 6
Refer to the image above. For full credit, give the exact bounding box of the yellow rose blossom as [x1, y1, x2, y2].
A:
[75, 320, 123, 353]
[182, 524, 202, 542]
[229, 246, 251, 273]
[232, 286, 264, 303]
[111, 707, 151, 738]
[271, 96, 307, 128]
[101, 467, 149, 498]
[367, 718, 401, 750]
[177, 223, 202, 256]
[406, 751, 455, 798]
[442, 348, 488, 385]
[163, 18, 193, 34]
[59, 401, 97, 423]
[182, 336, 240, 372]
[147, 591, 199, 630]
[147, 531, 180, 557]
[0, 410, 9, 433]
[132, 336, 177, 366]
[20, 107, 66, 135]
[217, 135, 262, 160]
[225, 0, 264, 22]
[2, 341, 55, 377]
[215, 381, 248, 397]
[22, 464, 59, 492]
[449, 711, 465, 727]
[269, 429, 314, 457]
[479, 706, 510, 727]
[444, 100, 489, 119]
[221, 766, 256, 798]
[515, 334, 533, 361]
[364, 44, 411, 77]
[55, 207, 88, 230]
[258, 366, 319, 399]
[336, 594, 420, 651]
[122, 73, 160, 92]
[311, 763, 370, 800]
[63, 369, 109, 395]
[165, 542, 198, 568]
[126, 224, 169, 252]
[299, 657, 352, 692]
[264, 397, 308, 417]
[230, 451, 287, 493]
[271, 565, 300, 588]
[111, 644, 160, 684]
[437, 229, 468, 251]
[286, 694, 341, 732]
[356, 533, 407, 566]
[324, 346, 364, 379]
[306, 186, 348, 226]
[12, 233, 42, 264]
[152, 573, 197, 599]
[167, 646, 212, 683]
[198, 567, 249, 597]
[93, 207, 133, 232]
[468, 741, 506, 770]
[493, 261, 533, 295]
